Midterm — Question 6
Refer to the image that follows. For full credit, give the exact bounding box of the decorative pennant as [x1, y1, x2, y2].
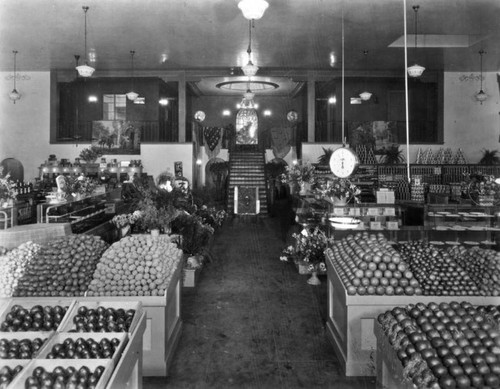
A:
[203, 127, 222, 159]
[270, 127, 292, 159]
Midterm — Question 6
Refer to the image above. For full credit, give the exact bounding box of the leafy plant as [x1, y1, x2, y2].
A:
[0, 167, 17, 201]
[135, 195, 178, 232]
[381, 145, 405, 165]
[479, 149, 500, 165]
[171, 213, 213, 256]
[280, 161, 316, 185]
[317, 147, 334, 166]
[79, 146, 103, 163]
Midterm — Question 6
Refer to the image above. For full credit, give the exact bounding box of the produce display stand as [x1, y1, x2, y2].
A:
[83, 260, 183, 376]
[374, 321, 414, 389]
[325, 254, 500, 377]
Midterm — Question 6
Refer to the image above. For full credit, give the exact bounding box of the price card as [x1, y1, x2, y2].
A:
[434, 167, 441, 175]
[370, 221, 382, 230]
[333, 208, 345, 216]
[349, 208, 361, 216]
[367, 208, 379, 216]
[387, 221, 399, 230]
[384, 207, 396, 216]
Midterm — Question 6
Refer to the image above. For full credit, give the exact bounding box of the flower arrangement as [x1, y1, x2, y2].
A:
[135, 197, 179, 233]
[111, 210, 142, 229]
[63, 175, 98, 199]
[79, 146, 103, 163]
[280, 161, 316, 186]
[194, 205, 227, 229]
[465, 173, 500, 205]
[171, 212, 214, 256]
[314, 177, 361, 203]
[280, 226, 334, 271]
[0, 167, 17, 202]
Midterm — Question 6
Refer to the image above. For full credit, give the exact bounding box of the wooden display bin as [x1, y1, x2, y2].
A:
[83, 261, 183, 376]
[374, 321, 414, 389]
[0, 360, 30, 389]
[325, 255, 500, 377]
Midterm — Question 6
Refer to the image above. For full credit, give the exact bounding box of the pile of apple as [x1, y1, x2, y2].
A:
[0, 304, 68, 332]
[0, 365, 23, 387]
[44, 337, 120, 359]
[14, 235, 108, 297]
[87, 235, 182, 297]
[0, 337, 47, 360]
[23, 365, 106, 389]
[447, 245, 500, 296]
[328, 232, 422, 295]
[0, 241, 41, 297]
[68, 306, 136, 333]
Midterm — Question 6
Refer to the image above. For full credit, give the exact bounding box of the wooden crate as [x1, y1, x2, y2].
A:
[58, 300, 142, 335]
[0, 331, 54, 359]
[9, 358, 114, 389]
[374, 322, 414, 389]
[325, 255, 500, 376]
[35, 332, 128, 370]
[82, 261, 183, 376]
[0, 359, 31, 389]
[107, 311, 146, 389]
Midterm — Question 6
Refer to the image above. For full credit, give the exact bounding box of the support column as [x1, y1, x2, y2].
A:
[178, 71, 186, 142]
[307, 76, 316, 143]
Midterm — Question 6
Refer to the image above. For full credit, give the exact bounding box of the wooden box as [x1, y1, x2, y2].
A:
[325, 255, 500, 376]
[0, 359, 30, 388]
[0, 332, 54, 359]
[9, 359, 114, 389]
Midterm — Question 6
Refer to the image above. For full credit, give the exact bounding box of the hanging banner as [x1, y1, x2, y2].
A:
[270, 127, 292, 159]
[203, 127, 222, 159]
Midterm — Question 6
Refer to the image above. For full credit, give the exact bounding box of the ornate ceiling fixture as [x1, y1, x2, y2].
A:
[359, 50, 372, 101]
[9, 50, 21, 104]
[75, 6, 95, 77]
[126, 50, 139, 101]
[475, 49, 488, 104]
[238, 0, 269, 20]
[241, 20, 259, 78]
[407, 5, 425, 78]
[239, 89, 256, 109]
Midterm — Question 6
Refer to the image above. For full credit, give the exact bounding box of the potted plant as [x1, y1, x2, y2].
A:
[381, 145, 405, 164]
[135, 197, 178, 236]
[317, 147, 334, 166]
[209, 161, 229, 201]
[79, 146, 103, 164]
[0, 167, 17, 208]
[280, 161, 316, 195]
[62, 174, 98, 200]
[280, 226, 334, 285]
[479, 149, 500, 165]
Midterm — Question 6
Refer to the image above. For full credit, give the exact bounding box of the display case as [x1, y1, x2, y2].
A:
[36, 193, 115, 234]
[424, 203, 500, 248]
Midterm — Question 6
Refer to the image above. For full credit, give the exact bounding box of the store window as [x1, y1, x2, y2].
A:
[103, 94, 127, 121]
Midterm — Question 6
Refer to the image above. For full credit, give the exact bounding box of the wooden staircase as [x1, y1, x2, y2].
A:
[227, 150, 267, 215]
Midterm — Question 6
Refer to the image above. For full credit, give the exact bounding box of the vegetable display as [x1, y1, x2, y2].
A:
[14, 236, 108, 297]
[68, 306, 136, 333]
[44, 337, 120, 359]
[448, 245, 500, 296]
[0, 242, 41, 297]
[0, 364, 23, 387]
[0, 305, 68, 332]
[378, 302, 500, 389]
[329, 232, 422, 296]
[23, 365, 106, 389]
[87, 235, 183, 297]
[0, 337, 46, 360]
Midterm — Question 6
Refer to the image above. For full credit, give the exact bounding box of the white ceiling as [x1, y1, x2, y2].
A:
[1, 0, 499, 95]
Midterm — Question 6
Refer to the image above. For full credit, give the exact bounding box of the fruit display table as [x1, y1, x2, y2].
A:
[325, 254, 500, 376]
[0, 299, 147, 388]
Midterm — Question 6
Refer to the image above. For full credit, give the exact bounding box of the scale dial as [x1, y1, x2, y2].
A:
[329, 147, 359, 178]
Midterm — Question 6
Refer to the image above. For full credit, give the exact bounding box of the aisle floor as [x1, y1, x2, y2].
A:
[144, 215, 375, 389]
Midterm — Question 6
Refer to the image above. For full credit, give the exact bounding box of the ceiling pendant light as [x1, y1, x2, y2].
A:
[241, 20, 259, 78]
[240, 88, 256, 109]
[75, 6, 95, 77]
[126, 50, 139, 101]
[9, 50, 21, 104]
[238, 0, 269, 20]
[475, 50, 488, 104]
[359, 50, 372, 101]
[407, 5, 425, 78]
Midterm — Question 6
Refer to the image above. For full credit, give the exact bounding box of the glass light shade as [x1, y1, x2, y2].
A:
[359, 91, 372, 101]
[238, 0, 269, 20]
[475, 90, 488, 103]
[126, 91, 139, 101]
[407, 64, 425, 78]
[76, 64, 95, 77]
[9, 88, 21, 103]
[241, 61, 259, 77]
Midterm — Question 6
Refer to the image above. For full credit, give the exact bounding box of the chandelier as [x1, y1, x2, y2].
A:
[407, 5, 425, 78]
[126, 50, 139, 101]
[241, 21, 259, 77]
[475, 50, 488, 104]
[9, 50, 21, 104]
[238, 0, 269, 20]
[75, 6, 95, 77]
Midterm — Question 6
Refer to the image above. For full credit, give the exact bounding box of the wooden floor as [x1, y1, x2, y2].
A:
[144, 213, 376, 388]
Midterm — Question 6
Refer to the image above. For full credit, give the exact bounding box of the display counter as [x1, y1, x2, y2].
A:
[325, 253, 500, 377]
